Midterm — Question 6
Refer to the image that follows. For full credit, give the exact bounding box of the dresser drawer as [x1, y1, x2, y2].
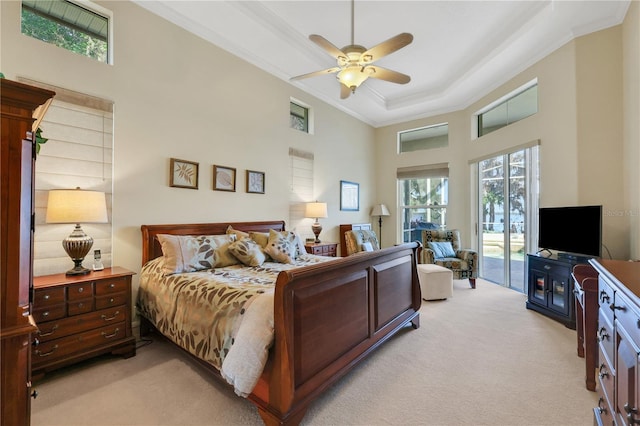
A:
[95, 278, 128, 295]
[33, 304, 66, 323]
[34, 287, 65, 307]
[96, 293, 126, 310]
[33, 322, 126, 366]
[598, 344, 615, 405]
[36, 306, 126, 343]
[67, 299, 94, 316]
[598, 309, 615, 368]
[67, 282, 94, 300]
[613, 291, 640, 348]
[598, 278, 614, 325]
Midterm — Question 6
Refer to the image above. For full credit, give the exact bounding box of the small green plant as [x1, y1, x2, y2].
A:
[35, 127, 48, 155]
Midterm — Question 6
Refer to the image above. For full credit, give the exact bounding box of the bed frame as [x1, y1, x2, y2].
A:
[140, 221, 421, 425]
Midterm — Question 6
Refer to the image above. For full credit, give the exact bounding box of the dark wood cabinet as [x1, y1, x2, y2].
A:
[305, 242, 338, 257]
[526, 253, 584, 329]
[590, 259, 640, 426]
[32, 267, 136, 378]
[1, 79, 55, 426]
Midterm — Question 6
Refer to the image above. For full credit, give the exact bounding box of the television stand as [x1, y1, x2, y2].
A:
[526, 253, 589, 329]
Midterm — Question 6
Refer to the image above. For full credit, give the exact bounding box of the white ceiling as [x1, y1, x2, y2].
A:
[133, 1, 630, 128]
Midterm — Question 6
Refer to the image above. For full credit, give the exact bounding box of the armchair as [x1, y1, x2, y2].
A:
[421, 229, 477, 288]
[344, 229, 380, 256]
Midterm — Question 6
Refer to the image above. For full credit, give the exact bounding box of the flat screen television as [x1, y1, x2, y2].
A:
[537, 205, 602, 258]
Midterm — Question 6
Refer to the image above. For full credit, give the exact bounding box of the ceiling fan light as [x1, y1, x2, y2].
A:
[337, 66, 368, 91]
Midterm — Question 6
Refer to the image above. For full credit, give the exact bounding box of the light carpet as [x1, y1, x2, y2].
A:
[31, 279, 598, 425]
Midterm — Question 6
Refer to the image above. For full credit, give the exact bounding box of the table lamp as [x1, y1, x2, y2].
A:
[46, 188, 108, 275]
[305, 201, 328, 243]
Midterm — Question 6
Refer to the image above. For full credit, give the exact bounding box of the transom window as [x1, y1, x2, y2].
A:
[398, 123, 448, 153]
[21, 0, 110, 63]
[477, 81, 538, 137]
[290, 101, 309, 133]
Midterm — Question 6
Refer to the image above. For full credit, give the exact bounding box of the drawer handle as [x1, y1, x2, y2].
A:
[543, 265, 551, 270]
[43, 294, 50, 300]
[101, 311, 120, 322]
[77, 287, 84, 293]
[36, 345, 59, 357]
[102, 328, 120, 339]
[109, 283, 115, 289]
[599, 363, 609, 379]
[624, 403, 640, 424]
[600, 290, 610, 303]
[38, 324, 59, 337]
[42, 311, 50, 318]
[597, 327, 609, 342]
[597, 397, 608, 414]
[610, 303, 626, 312]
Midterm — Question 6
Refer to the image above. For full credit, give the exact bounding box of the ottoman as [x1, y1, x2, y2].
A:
[417, 264, 453, 300]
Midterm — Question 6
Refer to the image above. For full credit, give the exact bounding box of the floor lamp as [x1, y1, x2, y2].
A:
[370, 204, 390, 246]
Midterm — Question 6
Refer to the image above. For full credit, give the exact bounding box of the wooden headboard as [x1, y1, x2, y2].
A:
[140, 220, 285, 265]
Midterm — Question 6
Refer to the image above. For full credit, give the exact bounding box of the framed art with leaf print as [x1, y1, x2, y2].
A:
[170, 158, 199, 189]
[340, 180, 359, 211]
[214, 165, 236, 192]
[246, 170, 265, 194]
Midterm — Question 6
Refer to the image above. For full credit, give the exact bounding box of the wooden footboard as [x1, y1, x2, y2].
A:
[253, 243, 421, 425]
[140, 222, 420, 425]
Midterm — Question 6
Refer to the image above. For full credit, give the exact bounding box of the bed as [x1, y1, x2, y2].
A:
[138, 220, 421, 425]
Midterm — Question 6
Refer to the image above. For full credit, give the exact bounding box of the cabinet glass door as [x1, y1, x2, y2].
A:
[549, 276, 567, 313]
[529, 269, 546, 305]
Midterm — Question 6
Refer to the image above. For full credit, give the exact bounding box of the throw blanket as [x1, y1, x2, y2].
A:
[137, 254, 336, 396]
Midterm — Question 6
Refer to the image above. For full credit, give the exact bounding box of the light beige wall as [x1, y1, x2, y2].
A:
[623, 0, 640, 260]
[0, 1, 376, 284]
[375, 25, 633, 260]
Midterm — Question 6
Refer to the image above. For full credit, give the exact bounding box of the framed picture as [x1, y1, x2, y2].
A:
[246, 170, 265, 194]
[169, 158, 199, 189]
[213, 165, 236, 192]
[340, 180, 359, 211]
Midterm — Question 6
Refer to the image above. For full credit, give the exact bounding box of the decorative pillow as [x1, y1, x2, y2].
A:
[264, 229, 297, 263]
[428, 241, 456, 258]
[209, 234, 239, 267]
[361, 241, 374, 252]
[226, 225, 249, 240]
[228, 238, 266, 266]
[249, 231, 269, 248]
[157, 234, 218, 275]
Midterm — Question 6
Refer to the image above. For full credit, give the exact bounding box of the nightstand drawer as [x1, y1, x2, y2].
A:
[95, 278, 127, 295]
[67, 299, 94, 316]
[34, 287, 65, 306]
[67, 282, 94, 300]
[33, 322, 126, 366]
[36, 307, 126, 343]
[33, 304, 66, 323]
[96, 294, 126, 309]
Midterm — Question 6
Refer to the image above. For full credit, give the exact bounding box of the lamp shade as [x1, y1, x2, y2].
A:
[370, 204, 390, 217]
[46, 189, 108, 224]
[305, 202, 328, 219]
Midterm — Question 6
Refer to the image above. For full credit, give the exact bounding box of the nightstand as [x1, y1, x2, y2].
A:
[32, 267, 136, 378]
[305, 242, 338, 257]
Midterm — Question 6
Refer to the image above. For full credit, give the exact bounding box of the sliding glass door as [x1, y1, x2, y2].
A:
[477, 148, 538, 291]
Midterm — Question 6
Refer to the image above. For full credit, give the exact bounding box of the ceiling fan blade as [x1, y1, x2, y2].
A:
[290, 67, 341, 81]
[360, 33, 413, 63]
[309, 34, 347, 59]
[366, 66, 411, 84]
[340, 83, 352, 99]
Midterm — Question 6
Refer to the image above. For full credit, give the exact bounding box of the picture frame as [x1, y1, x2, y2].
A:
[340, 180, 359, 211]
[169, 158, 199, 189]
[213, 165, 236, 192]
[246, 170, 265, 194]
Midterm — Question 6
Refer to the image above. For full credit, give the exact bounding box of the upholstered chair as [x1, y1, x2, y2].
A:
[421, 229, 478, 288]
[344, 229, 380, 256]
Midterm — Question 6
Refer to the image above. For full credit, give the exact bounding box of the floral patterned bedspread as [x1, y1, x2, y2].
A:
[137, 254, 336, 396]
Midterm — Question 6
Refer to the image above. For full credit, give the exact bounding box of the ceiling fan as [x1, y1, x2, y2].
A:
[290, 0, 413, 99]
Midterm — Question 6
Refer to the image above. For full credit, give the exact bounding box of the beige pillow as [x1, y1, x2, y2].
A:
[157, 234, 218, 275]
[226, 225, 249, 240]
[264, 229, 297, 263]
[249, 231, 269, 248]
[228, 238, 266, 266]
[209, 234, 239, 267]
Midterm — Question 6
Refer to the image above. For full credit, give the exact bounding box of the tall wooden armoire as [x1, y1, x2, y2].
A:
[1, 79, 55, 425]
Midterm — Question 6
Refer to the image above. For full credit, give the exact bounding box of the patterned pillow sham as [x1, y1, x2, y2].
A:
[264, 229, 298, 263]
[228, 238, 266, 266]
[210, 234, 240, 267]
[157, 234, 219, 275]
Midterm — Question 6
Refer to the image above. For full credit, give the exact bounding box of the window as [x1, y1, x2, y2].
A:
[398, 123, 448, 153]
[21, 0, 110, 63]
[398, 164, 449, 244]
[477, 81, 538, 137]
[290, 101, 309, 133]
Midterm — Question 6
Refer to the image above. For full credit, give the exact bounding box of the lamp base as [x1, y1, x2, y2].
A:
[66, 263, 91, 276]
[311, 222, 322, 244]
[63, 224, 94, 276]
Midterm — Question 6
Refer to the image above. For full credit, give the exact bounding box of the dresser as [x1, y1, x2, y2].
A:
[590, 259, 640, 426]
[1, 79, 55, 426]
[304, 242, 338, 257]
[32, 267, 136, 378]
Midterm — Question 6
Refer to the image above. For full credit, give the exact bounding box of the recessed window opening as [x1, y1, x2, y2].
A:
[290, 100, 312, 134]
[477, 81, 538, 137]
[21, 0, 110, 64]
[398, 123, 448, 153]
